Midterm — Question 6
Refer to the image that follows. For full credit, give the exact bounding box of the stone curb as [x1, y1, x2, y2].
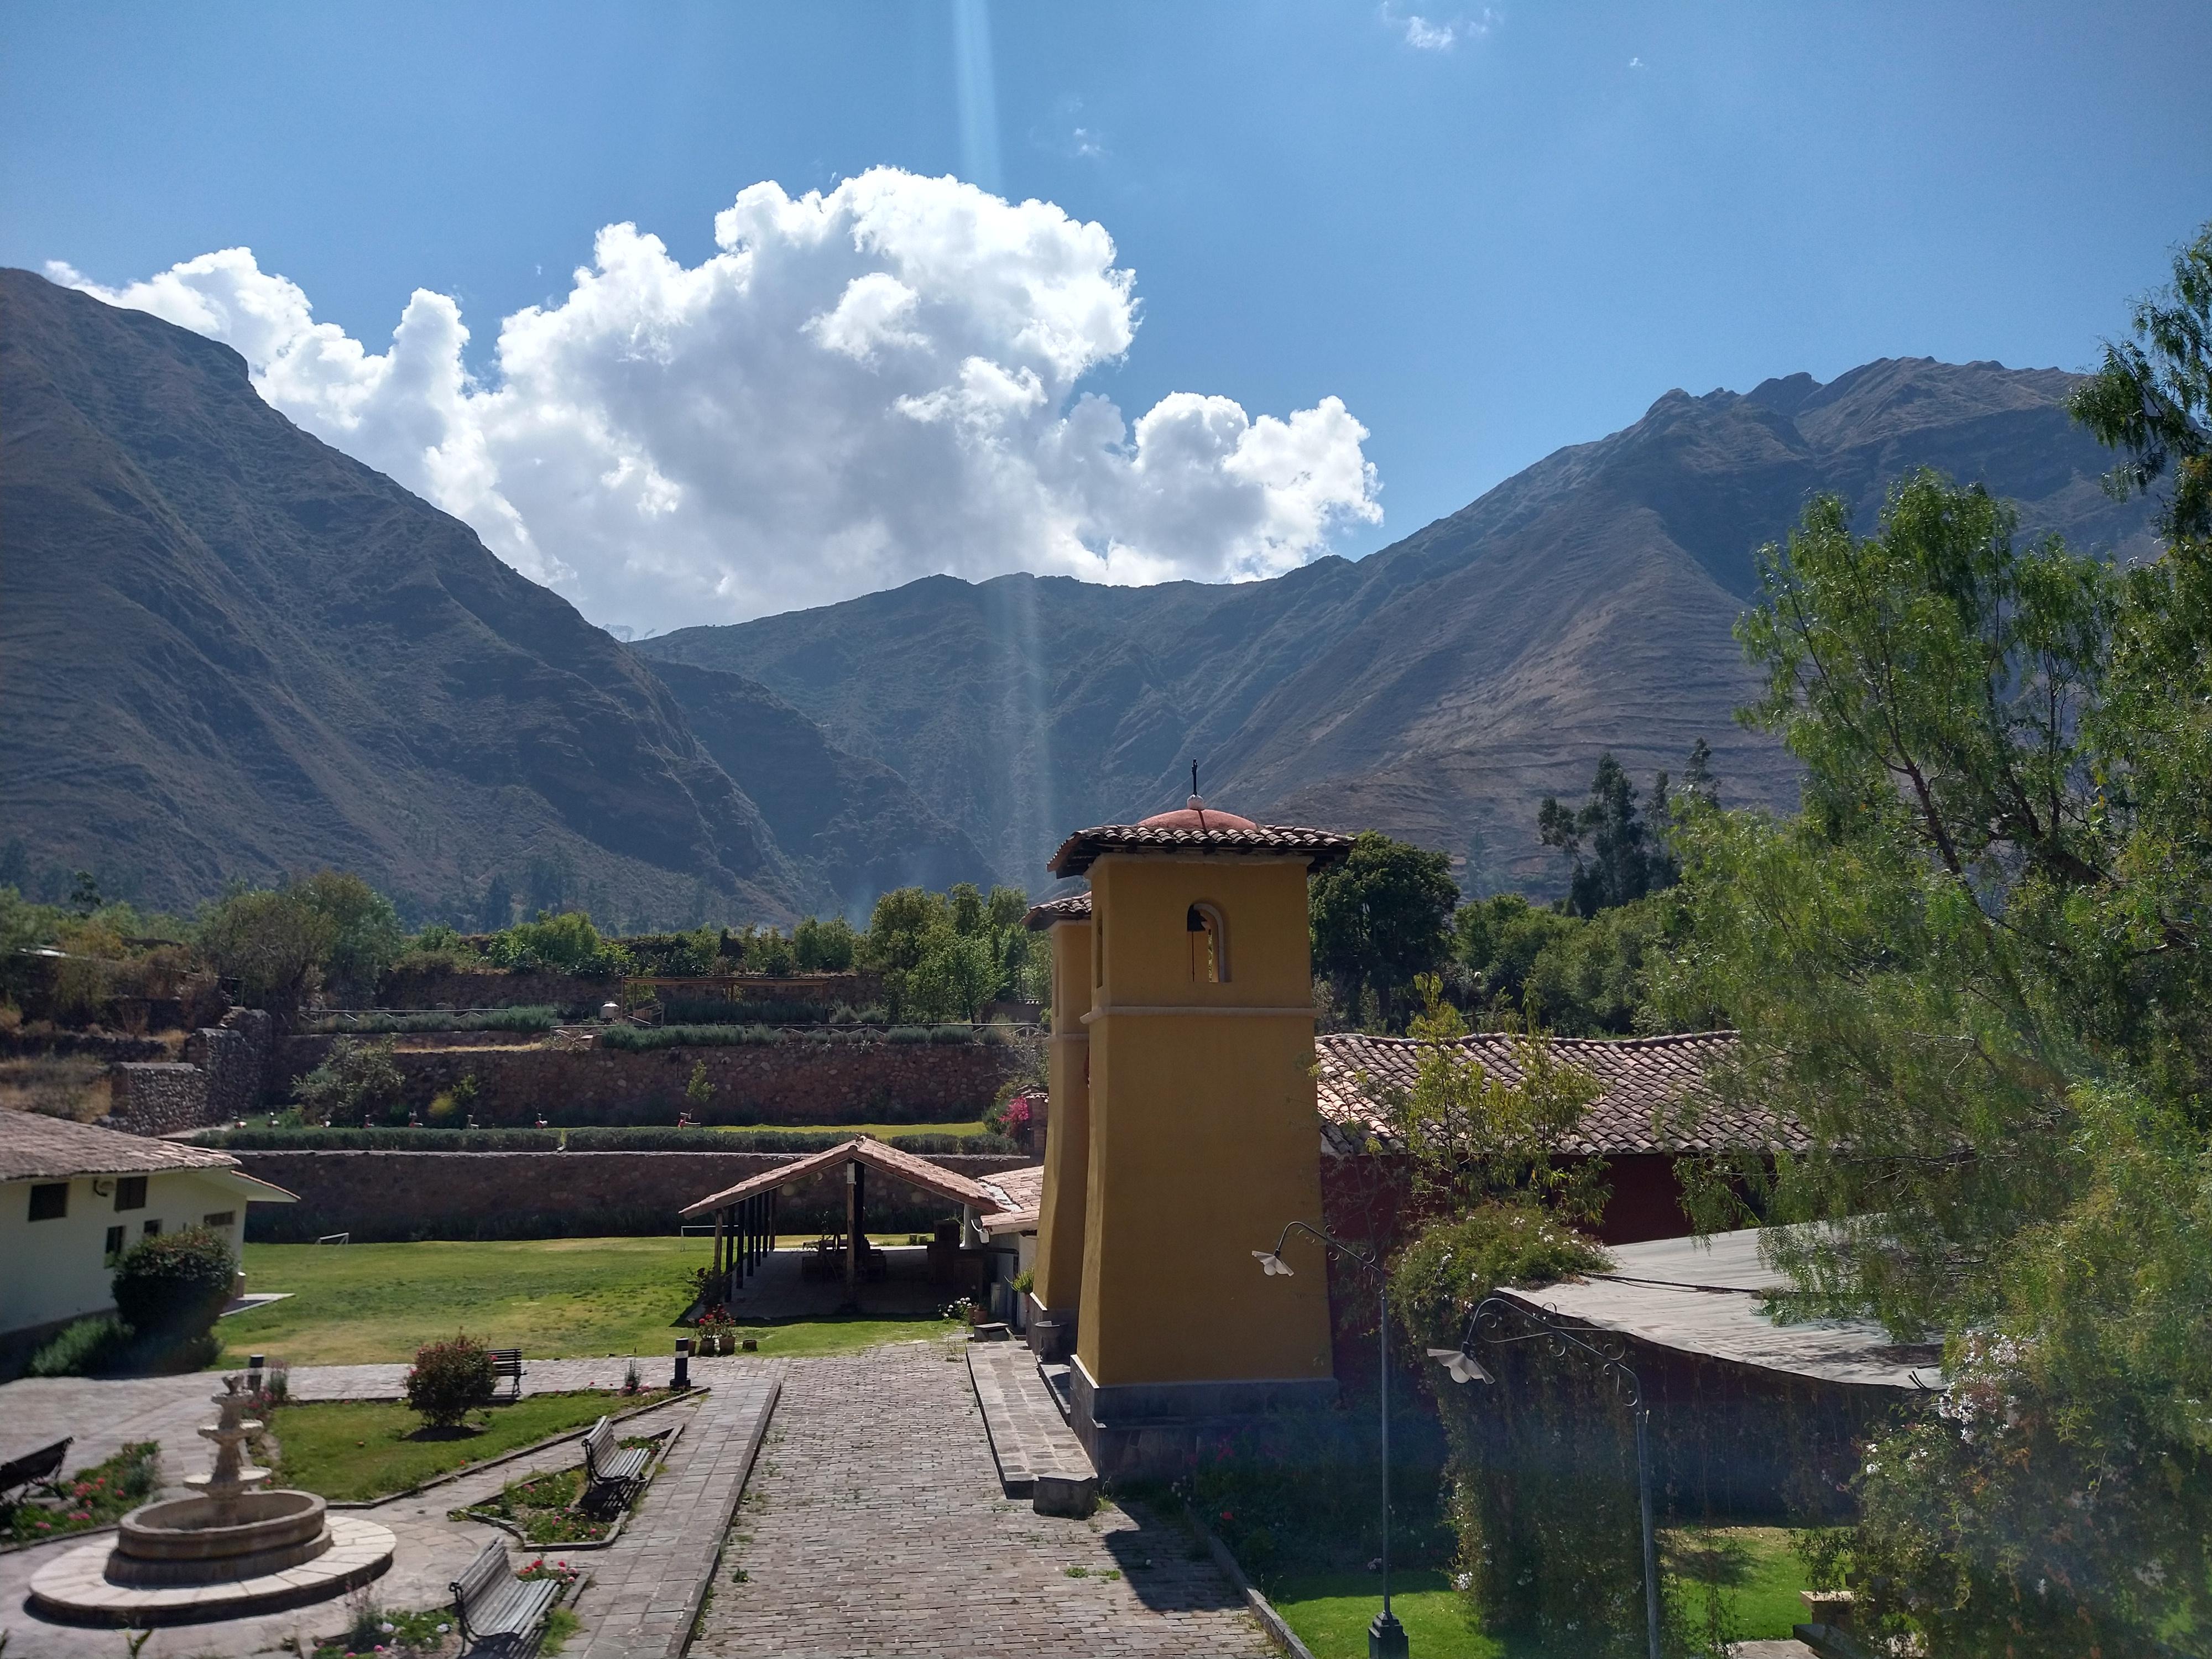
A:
[325, 1386, 704, 1510]
[1184, 1507, 1318, 1659]
[661, 1376, 781, 1659]
[451, 1414, 688, 1552]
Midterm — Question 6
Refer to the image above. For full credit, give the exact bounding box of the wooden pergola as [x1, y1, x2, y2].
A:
[680, 1136, 1008, 1306]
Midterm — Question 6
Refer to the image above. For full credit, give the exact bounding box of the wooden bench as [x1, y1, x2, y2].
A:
[487, 1348, 525, 1400]
[0, 1438, 71, 1509]
[450, 1538, 559, 1651]
[580, 1416, 651, 1503]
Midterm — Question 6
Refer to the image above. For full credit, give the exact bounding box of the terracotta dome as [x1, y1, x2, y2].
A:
[1137, 798, 1257, 832]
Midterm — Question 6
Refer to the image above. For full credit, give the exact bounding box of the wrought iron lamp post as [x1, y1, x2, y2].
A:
[1428, 1295, 1662, 1659]
[1254, 1221, 1408, 1659]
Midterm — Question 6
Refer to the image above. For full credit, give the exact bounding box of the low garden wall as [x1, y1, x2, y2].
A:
[271, 1036, 1020, 1127]
[235, 1149, 1036, 1241]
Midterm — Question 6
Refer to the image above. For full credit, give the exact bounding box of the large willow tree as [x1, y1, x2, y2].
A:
[1656, 226, 2212, 1655]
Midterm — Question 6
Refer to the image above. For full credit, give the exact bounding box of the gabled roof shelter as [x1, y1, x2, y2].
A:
[680, 1136, 1006, 1311]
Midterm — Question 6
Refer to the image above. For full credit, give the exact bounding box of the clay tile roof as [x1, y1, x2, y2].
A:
[1024, 891, 1092, 930]
[679, 1135, 1007, 1218]
[980, 1164, 1044, 1213]
[0, 1112, 246, 1182]
[1048, 821, 1354, 880]
[1314, 1030, 1804, 1158]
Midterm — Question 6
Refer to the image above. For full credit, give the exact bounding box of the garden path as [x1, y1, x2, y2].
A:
[693, 1342, 1275, 1659]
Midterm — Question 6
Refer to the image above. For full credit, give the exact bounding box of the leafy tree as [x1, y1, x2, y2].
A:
[1536, 754, 1679, 917]
[1310, 831, 1460, 1029]
[289, 870, 404, 999]
[909, 926, 1000, 1021]
[197, 886, 340, 1011]
[1654, 449, 2212, 1651]
[2069, 221, 2212, 543]
[487, 910, 620, 975]
[294, 1036, 407, 1126]
[863, 887, 947, 1021]
[66, 870, 102, 917]
[792, 915, 858, 973]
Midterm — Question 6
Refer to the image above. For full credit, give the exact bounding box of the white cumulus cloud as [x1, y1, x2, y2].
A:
[52, 169, 1380, 632]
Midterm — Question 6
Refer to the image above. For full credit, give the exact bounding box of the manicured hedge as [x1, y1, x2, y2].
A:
[199, 1126, 561, 1151]
[308, 1005, 560, 1035]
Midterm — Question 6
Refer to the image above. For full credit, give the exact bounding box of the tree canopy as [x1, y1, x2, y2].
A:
[1654, 347, 2212, 1654]
[1309, 830, 1460, 1027]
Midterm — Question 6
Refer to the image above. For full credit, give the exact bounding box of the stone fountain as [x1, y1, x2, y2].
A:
[29, 1374, 394, 1627]
[106, 1374, 333, 1585]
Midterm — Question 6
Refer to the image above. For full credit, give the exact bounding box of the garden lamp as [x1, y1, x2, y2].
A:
[1255, 1221, 1409, 1659]
[1426, 1347, 1492, 1385]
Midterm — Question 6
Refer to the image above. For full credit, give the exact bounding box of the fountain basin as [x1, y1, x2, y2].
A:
[108, 1491, 333, 1585]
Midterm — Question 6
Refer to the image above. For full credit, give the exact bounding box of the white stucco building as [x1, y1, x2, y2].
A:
[2, 1112, 295, 1356]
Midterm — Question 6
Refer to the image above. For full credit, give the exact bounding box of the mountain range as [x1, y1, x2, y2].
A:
[639, 357, 2155, 893]
[2, 265, 2155, 920]
[0, 268, 990, 925]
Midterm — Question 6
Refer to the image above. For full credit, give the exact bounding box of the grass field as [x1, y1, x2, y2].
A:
[221, 1238, 956, 1366]
[269, 1391, 633, 1501]
[1268, 1528, 1813, 1657]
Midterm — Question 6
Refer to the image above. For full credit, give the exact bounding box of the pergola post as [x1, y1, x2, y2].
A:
[711, 1204, 727, 1302]
[844, 1161, 859, 1303]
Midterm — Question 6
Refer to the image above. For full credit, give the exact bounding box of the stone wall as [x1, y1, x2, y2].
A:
[107, 1062, 210, 1134]
[271, 1037, 1020, 1128]
[369, 967, 617, 1013]
[189, 1007, 273, 1121]
[235, 1149, 1036, 1241]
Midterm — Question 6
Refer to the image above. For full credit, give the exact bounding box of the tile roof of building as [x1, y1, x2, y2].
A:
[679, 1135, 1008, 1218]
[1047, 821, 1354, 879]
[1023, 891, 1092, 930]
[0, 1112, 244, 1182]
[978, 1163, 1045, 1235]
[1314, 1029, 1804, 1157]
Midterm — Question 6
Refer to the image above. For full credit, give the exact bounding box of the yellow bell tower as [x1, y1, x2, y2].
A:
[1030, 797, 1352, 1474]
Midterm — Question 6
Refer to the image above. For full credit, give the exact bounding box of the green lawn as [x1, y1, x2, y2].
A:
[1268, 1530, 1813, 1658]
[268, 1391, 638, 1502]
[222, 1238, 958, 1366]
[1271, 1571, 1505, 1658]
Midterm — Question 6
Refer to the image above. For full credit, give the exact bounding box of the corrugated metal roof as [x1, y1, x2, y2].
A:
[0, 1112, 243, 1182]
[1315, 1029, 1803, 1157]
[1495, 1228, 1938, 1390]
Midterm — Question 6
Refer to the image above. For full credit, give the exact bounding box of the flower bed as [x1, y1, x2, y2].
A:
[455, 1432, 668, 1545]
[2, 1441, 159, 1547]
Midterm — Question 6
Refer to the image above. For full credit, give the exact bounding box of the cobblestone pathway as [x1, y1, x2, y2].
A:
[693, 1343, 1275, 1659]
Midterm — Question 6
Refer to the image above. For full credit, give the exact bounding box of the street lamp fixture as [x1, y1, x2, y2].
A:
[1255, 1220, 1408, 1659]
[1431, 1295, 1662, 1659]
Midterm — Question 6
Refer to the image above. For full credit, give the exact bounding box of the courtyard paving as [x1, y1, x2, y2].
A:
[0, 1358, 774, 1658]
[693, 1342, 1276, 1659]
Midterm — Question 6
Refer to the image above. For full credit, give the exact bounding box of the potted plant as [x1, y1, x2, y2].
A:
[695, 1307, 735, 1355]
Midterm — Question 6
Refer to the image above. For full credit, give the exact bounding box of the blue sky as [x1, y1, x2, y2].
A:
[5, 2, 2209, 628]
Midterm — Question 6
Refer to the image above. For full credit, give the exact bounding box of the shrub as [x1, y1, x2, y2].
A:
[884, 1026, 928, 1044]
[886, 1131, 1019, 1155]
[200, 1125, 557, 1151]
[1390, 1201, 1610, 1350]
[111, 1226, 236, 1341]
[293, 1035, 406, 1125]
[405, 1334, 498, 1428]
[27, 1313, 132, 1378]
[927, 1025, 977, 1045]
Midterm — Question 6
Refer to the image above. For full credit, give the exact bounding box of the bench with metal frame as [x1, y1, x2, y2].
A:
[449, 1537, 560, 1652]
[0, 1437, 71, 1510]
[487, 1348, 525, 1401]
[579, 1415, 651, 1504]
